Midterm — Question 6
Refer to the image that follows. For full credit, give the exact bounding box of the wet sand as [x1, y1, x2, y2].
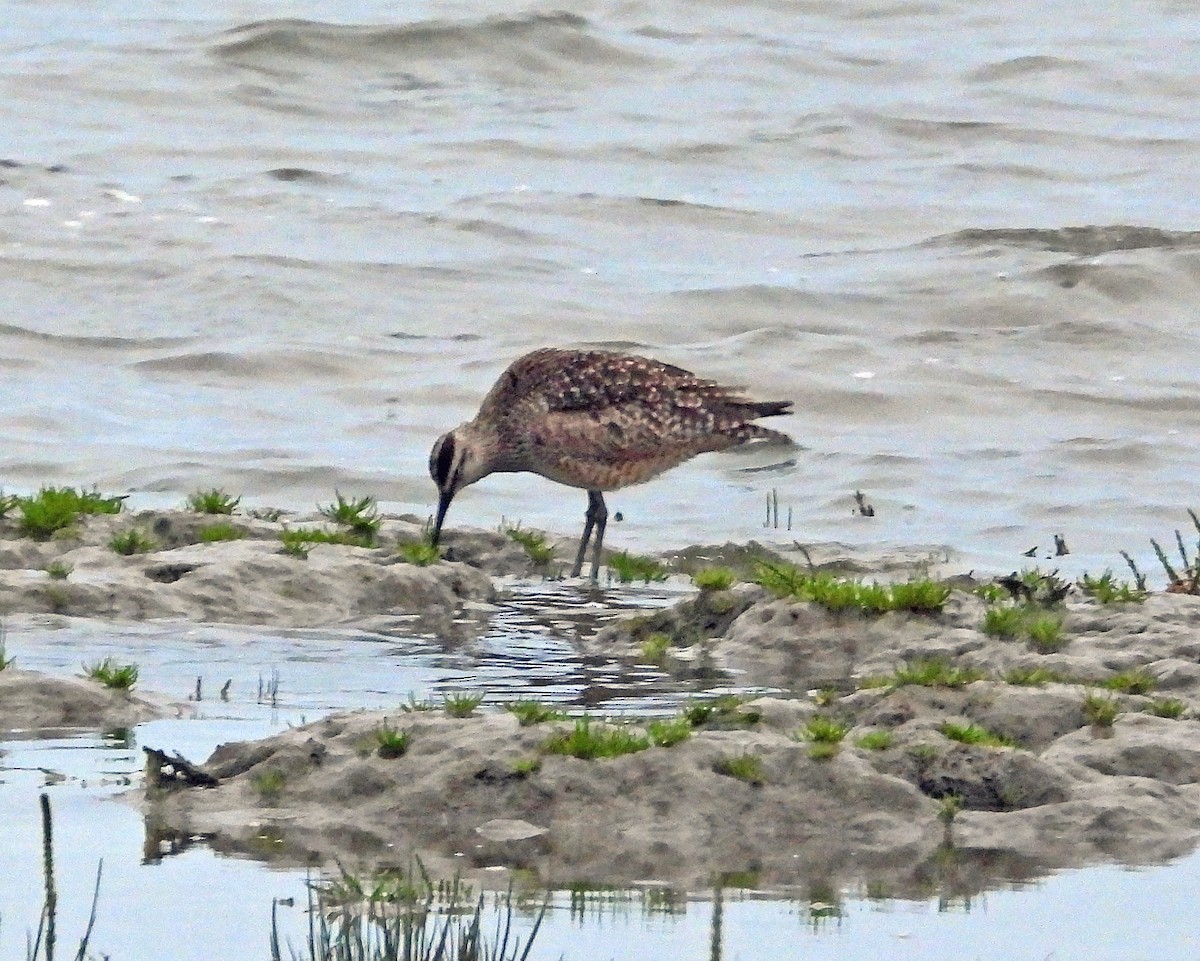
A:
[4, 507, 1200, 897]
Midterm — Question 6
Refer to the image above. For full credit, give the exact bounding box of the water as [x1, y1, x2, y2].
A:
[2, 1, 1198, 579]
[6, 733, 1200, 961]
[6, 607, 1200, 961]
[3, 2, 1200, 956]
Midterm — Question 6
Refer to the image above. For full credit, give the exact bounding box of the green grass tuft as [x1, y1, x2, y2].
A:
[646, 716, 692, 747]
[443, 692, 484, 718]
[1145, 698, 1186, 719]
[510, 756, 542, 777]
[712, 753, 766, 785]
[109, 529, 157, 555]
[1026, 615, 1066, 652]
[398, 539, 441, 566]
[608, 551, 669, 584]
[937, 794, 963, 824]
[400, 693, 437, 713]
[505, 700, 566, 726]
[281, 527, 374, 558]
[939, 722, 1014, 748]
[374, 721, 410, 759]
[798, 715, 851, 760]
[17, 486, 123, 539]
[888, 658, 985, 689]
[639, 632, 671, 666]
[753, 562, 950, 615]
[505, 525, 555, 566]
[83, 656, 139, 690]
[973, 582, 1008, 604]
[1004, 666, 1062, 686]
[682, 695, 762, 728]
[1083, 692, 1119, 727]
[799, 715, 851, 744]
[44, 560, 73, 580]
[982, 605, 1026, 639]
[199, 521, 245, 543]
[693, 567, 736, 591]
[1102, 669, 1156, 695]
[186, 488, 240, 514]
[855, 730, 894, 751]
[252, 768, 287, 800]
[319, 491, 381, 541]
[1078, 570, 1147, 604]
[542, 718, 650, 760]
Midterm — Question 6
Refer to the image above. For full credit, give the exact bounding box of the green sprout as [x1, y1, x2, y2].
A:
[692, 567, 736, 591]
[443, 692, 485, 718]
[855, 730, 894, 751]
[541, 718, 650, 760]
[45, 560, 73, 580]
[608, 551, 669, 584]
[109, 529, 157, 555]
[186, 488, 240, 514]
[712, 753, 766, 785]
[1082, 692, 1119, 727]
[1102, 669, 1156, 695]
[505, 525, 555, 566]
[398, 539, 441, 566]
[199, 522, 245, 543]
[505, 700, 566, 726]
[939, 722, 1014, 748]
[646, 716, 692, 747]
[1078, 570, 1147, 604]
[83, 657, 139, 690]
[374, 721, 410, 759]
[17, 486, 122, 539]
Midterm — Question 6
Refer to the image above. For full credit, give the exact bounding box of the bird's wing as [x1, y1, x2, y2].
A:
[477, 348, 729, 419]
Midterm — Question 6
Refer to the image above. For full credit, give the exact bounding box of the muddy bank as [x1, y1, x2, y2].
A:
[0, 667, 171, 733]
[0, 509, 518, 628]
[7, 505, 1200, 896]
[140, 576, 1200, 894]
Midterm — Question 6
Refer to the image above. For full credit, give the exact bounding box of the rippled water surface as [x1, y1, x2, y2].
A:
[2, 0, 1198, 576]
[3, 3, 1200, 956]
[5, 608, 1200, 961]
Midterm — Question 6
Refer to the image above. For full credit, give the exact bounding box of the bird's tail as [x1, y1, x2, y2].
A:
[748, 400, 792, 419]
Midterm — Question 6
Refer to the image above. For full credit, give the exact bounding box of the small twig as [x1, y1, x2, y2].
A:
[41, 793, 56, 961]
[1151, 538, 1179, 584]
[1176, 529, 1192, 571]
[1119, 550, 1147, 591]
[1054, 534, 1069, 556]
[792, 542, 816, 572]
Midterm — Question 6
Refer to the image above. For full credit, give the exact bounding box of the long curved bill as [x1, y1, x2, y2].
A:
[431, 489, 454, 547]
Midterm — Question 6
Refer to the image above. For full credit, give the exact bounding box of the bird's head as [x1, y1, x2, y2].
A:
[428, 424, 494, 546]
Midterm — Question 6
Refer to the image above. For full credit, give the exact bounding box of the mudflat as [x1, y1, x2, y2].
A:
[3, 508, 1200, 896]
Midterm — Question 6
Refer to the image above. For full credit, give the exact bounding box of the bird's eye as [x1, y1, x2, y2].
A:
[431, 434, 456, 487]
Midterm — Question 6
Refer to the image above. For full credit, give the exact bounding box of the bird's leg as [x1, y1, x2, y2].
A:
[571, 491, 598, 578]
[571, 490, 607, 580]
[587, 491, 608, 582]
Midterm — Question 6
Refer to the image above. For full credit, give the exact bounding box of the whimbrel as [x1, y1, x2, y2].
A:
[428, 347, 793, 580]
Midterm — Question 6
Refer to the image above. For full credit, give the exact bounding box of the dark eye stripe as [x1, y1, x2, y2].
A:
[433, 435, 456, 487]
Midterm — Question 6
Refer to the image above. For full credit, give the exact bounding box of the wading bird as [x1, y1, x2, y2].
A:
[429, 347, 792, 580]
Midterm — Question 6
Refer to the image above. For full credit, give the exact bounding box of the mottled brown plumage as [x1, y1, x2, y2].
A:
[429, 347, 792, 579]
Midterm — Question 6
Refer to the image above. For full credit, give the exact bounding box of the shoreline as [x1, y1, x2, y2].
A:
[2, 504, 1200, 898]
